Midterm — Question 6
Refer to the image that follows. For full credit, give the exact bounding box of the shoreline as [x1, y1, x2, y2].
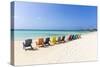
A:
[14, 31, 95, 41]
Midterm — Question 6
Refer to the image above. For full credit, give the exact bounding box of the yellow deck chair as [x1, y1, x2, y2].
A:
[50, 36, 57, 46]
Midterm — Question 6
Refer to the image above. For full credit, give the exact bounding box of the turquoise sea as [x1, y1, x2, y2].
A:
[12, 30, 91, 40]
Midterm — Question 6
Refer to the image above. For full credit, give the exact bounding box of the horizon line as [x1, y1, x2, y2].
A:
[11, 29, 97, 31]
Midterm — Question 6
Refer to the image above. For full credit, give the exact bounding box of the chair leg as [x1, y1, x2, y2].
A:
[23, 46, 25, 49]
[48, 43, 50, 46]
[23, 43, 25, 49]
[30, 46, 33, 49]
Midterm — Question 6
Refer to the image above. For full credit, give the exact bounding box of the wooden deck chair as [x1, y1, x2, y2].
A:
[36, 38, 44, 47]
[23, 39, 33, 50]
[57, 36, 62, 43]
[50, 36, 57, 46]
[68, 35, 72, 41]
[61, 36, 65, 43]
[44, 37, 50, 47]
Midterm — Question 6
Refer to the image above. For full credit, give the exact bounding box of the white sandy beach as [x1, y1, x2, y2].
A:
[14, 32, 97, 66]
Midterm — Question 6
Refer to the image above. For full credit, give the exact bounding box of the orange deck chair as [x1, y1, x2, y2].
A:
[36, 38, 44, 47]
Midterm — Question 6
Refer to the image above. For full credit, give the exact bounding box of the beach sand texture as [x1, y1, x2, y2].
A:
[14, 32, 97, 66]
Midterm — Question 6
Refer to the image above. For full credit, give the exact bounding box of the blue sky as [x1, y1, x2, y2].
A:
[13, 1, 97, 30]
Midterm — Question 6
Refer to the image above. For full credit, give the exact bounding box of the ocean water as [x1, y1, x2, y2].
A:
[12, 30, 90, 40]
